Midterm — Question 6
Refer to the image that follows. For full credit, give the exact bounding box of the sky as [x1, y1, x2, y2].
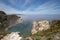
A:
[0, 0, 60, 15]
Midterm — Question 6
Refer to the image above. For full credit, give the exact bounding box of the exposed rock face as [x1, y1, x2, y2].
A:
[1, 32, 23, 40]
[31, 20, 50, 35]
[0, 11, 22, 31]
[5, 15, 22, 31]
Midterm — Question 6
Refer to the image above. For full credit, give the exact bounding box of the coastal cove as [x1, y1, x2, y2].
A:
[9, 14, 60, 36]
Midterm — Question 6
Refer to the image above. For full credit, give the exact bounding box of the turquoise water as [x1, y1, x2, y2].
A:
[9, 21, 32, 36]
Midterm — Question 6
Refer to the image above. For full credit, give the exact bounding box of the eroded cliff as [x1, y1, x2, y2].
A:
[0, 11, 22, 31]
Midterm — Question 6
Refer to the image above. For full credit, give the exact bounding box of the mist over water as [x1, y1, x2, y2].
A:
[9, 14, 60, 35]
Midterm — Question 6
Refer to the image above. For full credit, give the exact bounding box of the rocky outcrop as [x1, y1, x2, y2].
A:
[31, 20, 50, 35]
[1, 32, 23, 40]
[0, 11, 22, 31]
[0, 32, 33, 40]
[31, 20, 60, 40]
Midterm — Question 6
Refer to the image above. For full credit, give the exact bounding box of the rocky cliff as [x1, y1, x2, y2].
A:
[31, 20, 50, 35]
[0, 11, 22, 31]
[31, 20, 60, 40]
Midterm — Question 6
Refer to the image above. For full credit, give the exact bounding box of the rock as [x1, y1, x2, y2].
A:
[31, 20, 50, 35]
[1, 32, 23, 40]
[25, 37, 33, 40]
[0, 11, 22, 31]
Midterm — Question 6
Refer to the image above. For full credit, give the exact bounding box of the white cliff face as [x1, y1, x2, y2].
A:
[5, 16, 23, 31]
[31, 20, 50, 35]
[1, 32, 22, 40]
[17, 17, 22, 24]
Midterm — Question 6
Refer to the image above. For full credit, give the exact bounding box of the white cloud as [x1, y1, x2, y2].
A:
[0, 2, 34, 15]
[9, 0, 31, 7]
[9, 0, 16, 5]
[32, 1, 60, 14]
[0, 0, 60, 15]
[0, 2, 23, 14]
[22, 0, 31, 7]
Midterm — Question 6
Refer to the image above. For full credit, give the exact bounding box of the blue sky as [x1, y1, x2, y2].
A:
[0, 0, 60, 14]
